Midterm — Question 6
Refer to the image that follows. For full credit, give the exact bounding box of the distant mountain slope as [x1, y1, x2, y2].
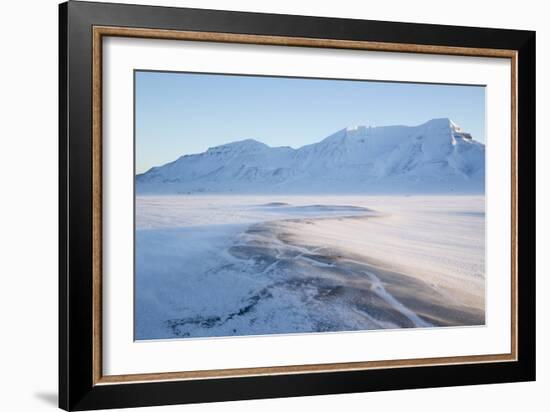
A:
[136, 118, 485, 194]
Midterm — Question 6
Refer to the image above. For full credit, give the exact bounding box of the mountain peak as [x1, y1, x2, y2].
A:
[345, 125, 369, 132]
[206, 138, 269, 154]
[321, 125, 372, 144]
[420, 117, 458, 130]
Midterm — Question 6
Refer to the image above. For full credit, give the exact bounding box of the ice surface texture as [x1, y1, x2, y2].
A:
[135, 196, 485, 340]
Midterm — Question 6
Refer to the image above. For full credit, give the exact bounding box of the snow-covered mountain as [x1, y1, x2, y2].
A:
[136, 118, 485, 194]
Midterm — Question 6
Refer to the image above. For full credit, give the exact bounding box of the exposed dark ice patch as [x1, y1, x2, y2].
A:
[260, 202, 291, 207]
[297, 204, 373, 212]
[450, 211, 485, 218]
[256, 202, 375, 214]
[166, 288, 274, 337]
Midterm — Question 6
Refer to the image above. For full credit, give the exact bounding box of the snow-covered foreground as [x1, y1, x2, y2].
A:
[135, 195, 485, 340]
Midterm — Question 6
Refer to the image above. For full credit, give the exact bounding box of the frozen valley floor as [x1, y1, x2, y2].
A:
[135, 196, 485, 340]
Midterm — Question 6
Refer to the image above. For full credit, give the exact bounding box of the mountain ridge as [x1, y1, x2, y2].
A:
[137, 118, 485, 194]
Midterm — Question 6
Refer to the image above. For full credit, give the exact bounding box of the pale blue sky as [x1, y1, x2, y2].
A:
[135, 71, 485, 174]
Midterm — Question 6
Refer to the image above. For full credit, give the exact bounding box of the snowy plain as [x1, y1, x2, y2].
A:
[135, 195, 485, 340]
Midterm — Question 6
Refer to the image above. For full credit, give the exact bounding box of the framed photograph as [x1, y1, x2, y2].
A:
[59, 1, 536, 410]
